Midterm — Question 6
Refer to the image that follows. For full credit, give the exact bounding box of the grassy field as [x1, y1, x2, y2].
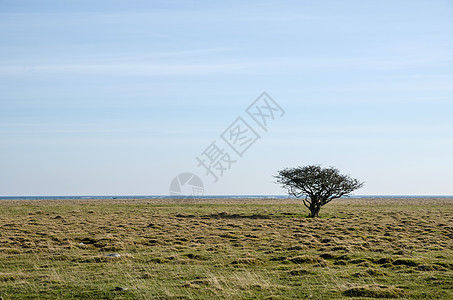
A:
[0, 197, 452, 299]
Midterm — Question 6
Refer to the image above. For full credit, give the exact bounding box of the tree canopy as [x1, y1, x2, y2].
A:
[275, 165, 364, 217]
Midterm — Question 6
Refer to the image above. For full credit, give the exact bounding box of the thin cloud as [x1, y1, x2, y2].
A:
[1, 54, 452, 76]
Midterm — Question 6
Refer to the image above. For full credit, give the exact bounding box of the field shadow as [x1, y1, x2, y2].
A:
[175, 212, 273, 219]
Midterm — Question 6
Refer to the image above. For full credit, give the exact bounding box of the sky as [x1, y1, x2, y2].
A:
[1, 0, 452, 196]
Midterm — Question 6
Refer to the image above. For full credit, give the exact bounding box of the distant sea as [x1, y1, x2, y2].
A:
[1, 195, 452, 200]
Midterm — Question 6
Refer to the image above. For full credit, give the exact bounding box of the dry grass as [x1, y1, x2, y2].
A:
[0, 197, 452, 299]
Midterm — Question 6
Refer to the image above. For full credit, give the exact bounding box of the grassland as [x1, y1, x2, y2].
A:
[0, 197, 452, 299]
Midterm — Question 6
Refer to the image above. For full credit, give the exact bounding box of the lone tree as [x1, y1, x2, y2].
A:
[275, 165, 364, 218]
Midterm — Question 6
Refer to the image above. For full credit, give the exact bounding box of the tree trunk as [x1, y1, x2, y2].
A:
[308, 205, 321, 218]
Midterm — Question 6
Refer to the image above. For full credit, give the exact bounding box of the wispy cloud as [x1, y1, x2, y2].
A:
[1, 54, 452, 76]
[0, 61, 269, 76]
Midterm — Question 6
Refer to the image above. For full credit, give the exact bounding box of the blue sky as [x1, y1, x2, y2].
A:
[1, 0, 452, 196]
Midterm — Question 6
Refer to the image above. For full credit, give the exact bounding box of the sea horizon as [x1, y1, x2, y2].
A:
[1, 194, 453, 200]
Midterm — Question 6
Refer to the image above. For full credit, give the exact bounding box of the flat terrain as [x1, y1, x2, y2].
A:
[0, 198, 452, 299]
